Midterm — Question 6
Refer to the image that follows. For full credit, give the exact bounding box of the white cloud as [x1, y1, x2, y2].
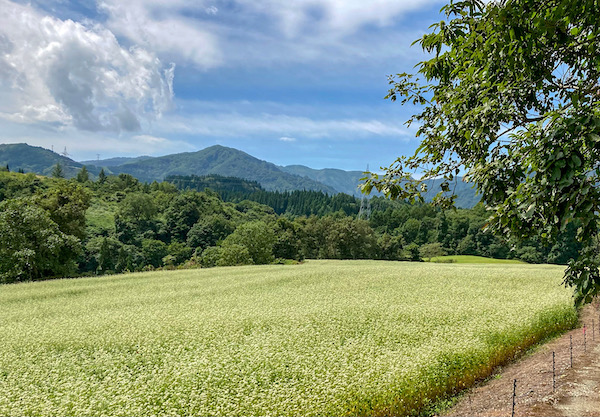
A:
[205, 6, 219, 15]
[98, 0, 222, 69]
[94, 0, 441, 69]
[0, 0, 174, 132]
[132, 134, 169, 145]
[238, 0, 443, 38]
[157, 110, 413, 141]
[0, 125, 195, 160]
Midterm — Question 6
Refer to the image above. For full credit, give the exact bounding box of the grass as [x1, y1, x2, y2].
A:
[0, 260, 576, 416]
[429, 255, 525, 264]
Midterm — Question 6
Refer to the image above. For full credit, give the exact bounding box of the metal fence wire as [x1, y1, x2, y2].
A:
[460, 318, 598, 417]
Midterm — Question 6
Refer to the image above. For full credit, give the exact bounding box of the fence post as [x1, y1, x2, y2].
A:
[511, 379, 517, 417]
[552, 351, 555, 392]
[570, 335, 573, 368]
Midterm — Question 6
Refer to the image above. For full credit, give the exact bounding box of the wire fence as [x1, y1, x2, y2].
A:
[458, 311, 600, 417]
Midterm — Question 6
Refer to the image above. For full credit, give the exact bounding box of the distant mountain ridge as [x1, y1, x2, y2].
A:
[79, 156, 153, 167]
[107, 145, 337, 193]
[279, 165, 366, 196]
[0, 142, 479, 207]
[0, 143, 337, 194]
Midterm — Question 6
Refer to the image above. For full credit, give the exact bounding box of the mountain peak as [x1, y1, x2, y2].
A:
[110, 145, 337, 193]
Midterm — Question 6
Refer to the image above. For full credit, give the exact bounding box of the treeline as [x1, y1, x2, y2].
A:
[166, 174, 360, 216]
[0, 168, 583, 284]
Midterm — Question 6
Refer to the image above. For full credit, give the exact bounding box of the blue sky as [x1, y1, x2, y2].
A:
[0, 0, 447, 171]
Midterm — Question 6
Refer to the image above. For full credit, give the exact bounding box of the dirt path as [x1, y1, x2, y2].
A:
[442, 304, 600, 417]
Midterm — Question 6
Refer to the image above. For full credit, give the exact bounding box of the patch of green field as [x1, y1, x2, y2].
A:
[430, 255, 525, 264]
[0, 260, 575, 416]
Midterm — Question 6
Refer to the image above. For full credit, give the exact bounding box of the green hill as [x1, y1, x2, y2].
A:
[0, 143, 85, 178]
[0, 144, 335, 192]
[281, 164, 479, 208]
[113, 145, 337, 193]
[0, 143, 479, 206]
[280, 165, 366, 196]
[429, 255, 525, 264]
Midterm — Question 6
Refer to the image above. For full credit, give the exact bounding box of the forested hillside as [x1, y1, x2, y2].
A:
[0, 168, 583, 284]
[280, 165, 366, 196]
[0, 143, 480, 207]
[165, 174, 360, 216]
[107, 145, 338, 193]
[0, 143, 87, 178]
[0, 143, 336, 193]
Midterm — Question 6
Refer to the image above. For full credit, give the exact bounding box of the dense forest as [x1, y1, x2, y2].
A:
[0, 167, 583, 284]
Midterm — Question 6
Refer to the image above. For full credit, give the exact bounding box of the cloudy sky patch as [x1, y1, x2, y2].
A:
[0, 0, 446, 169]
[0, 0, 174, 133]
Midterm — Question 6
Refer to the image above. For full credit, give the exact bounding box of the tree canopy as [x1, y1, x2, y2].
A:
[0, 199, 80, 283]
[363, 0, 600, 304]
[0, 165, 584, 283]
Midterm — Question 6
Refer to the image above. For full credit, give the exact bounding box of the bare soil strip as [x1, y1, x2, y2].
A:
[443, 304, 600, 417]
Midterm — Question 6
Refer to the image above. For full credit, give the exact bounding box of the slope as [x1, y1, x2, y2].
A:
[0, 143, 84, 178]
[280, 165, 366, 196]
[113, 145, 337, 193]
[281, 163, 479, 208]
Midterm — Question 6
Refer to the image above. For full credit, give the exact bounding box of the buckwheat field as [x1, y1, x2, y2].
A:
[0, 260, 576, 416]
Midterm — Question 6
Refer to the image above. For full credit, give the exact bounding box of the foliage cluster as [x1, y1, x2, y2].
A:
[0, 168, 585, 283]
[363, 0, 600, 304]
[166, 174, 361, 216]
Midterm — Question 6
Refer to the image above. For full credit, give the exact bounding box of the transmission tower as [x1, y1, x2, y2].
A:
[61, 146, 69, 158]
[358, 164, 371, 220]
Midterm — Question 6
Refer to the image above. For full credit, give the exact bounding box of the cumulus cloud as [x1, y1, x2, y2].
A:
[0, 0, 174, 132]
[279, 136, 296, 142]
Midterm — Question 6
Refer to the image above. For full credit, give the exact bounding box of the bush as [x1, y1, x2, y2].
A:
[402, 243, 421, 262]
[216, 243, 253, 266]
[199, 246, 221, 268]
[141, 239, 168, 268]
[222, 221, 276, 265]
[419, 242, 447, 261]
[166, 241, 193, 266]
[517, 246, 543, 264]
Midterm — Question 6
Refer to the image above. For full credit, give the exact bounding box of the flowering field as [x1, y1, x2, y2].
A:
[0, 260, 576, 416]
